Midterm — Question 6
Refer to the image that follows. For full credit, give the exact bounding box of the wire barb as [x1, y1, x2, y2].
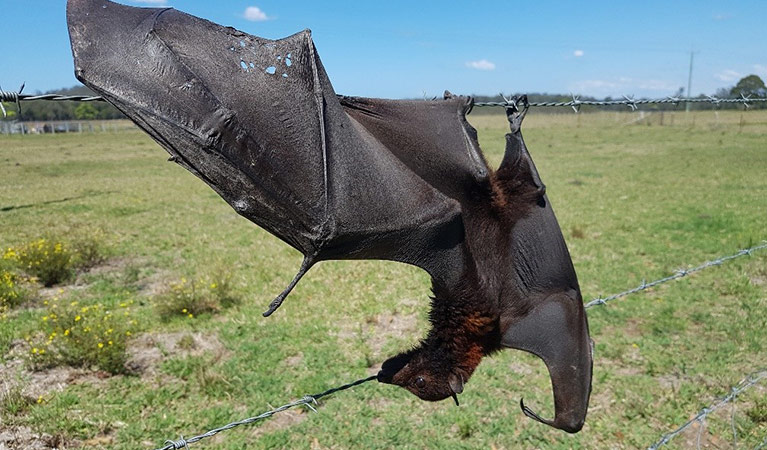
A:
[0, 83, 24, 118]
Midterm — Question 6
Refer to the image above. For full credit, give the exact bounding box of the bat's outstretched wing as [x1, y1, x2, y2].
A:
[339, 94, 489, 204]
[67, 0, 482, 315]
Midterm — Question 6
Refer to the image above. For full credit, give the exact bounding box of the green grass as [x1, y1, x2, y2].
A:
[1, 109, 766, 448]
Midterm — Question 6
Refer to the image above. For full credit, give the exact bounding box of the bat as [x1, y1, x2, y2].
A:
[67, 0, 593, 432]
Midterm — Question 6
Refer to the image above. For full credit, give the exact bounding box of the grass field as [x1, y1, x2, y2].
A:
[1, 109, 766, 449]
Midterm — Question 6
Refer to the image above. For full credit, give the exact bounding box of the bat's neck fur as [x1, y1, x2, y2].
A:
[427, 269, 502, 379]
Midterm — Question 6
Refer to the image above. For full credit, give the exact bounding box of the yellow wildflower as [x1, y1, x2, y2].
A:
[64, 329, 70, 336]
[188, 313, 194, 319]
[75, 315, 81, 321]
[98, 342, 104, 348]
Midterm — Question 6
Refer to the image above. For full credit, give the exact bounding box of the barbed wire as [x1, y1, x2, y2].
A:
[585, 241, 767, 309]
[475, 93, 767, 112]
[648, 370, 767, 450]
[3, 85, 767, 118]
[155, 375, 377, 450]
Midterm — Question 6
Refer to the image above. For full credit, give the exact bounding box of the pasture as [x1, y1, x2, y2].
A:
[1, 109, 766, 449]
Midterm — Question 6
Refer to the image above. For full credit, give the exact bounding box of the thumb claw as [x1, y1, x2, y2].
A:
[519, 398, 548, 424]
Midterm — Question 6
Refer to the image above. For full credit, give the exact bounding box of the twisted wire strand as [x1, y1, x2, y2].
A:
[2, 87, 766, 112]
[156, 375, 377, 450]
[585, 241, 767, 309]
[474, 95, 767, 109]
[1, 92, 105, 103]
[647, 370, 767, 449]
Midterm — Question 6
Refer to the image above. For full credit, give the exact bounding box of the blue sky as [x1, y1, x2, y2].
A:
[2, 0, 765, 99]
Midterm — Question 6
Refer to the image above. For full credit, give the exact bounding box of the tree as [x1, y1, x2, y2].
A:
[730, 74, 766, 98]
[74, 103, 98, 120]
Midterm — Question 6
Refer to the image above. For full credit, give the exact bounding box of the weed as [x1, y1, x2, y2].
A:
[176, 334, 196, 350]
[4, 239, 73, 286]
[4, 233, 106, 287]
[154, 272, 239, 320]
[456, 418, 477, 439]
[0, 269, 33, 312]
[0, 380, 33, 419]
[69, 229, 107, 269]
[747, 397, 767, 424]
[26, 297, 140, 374]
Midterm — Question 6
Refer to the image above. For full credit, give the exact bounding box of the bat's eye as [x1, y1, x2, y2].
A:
[414, 376, 426, 389]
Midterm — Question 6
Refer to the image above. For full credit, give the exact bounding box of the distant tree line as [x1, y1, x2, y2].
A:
[2, 75, 765, 120]
[474, 74, 766, 114]
[2, 85, 125, 121]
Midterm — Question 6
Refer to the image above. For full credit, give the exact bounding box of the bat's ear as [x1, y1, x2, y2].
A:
[448, 371, 464, 394]
[502, 290, 593, 433]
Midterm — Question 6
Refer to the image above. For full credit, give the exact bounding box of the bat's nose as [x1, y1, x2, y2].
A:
[377, 352, 412, 384]
[376, 369, 394, 384]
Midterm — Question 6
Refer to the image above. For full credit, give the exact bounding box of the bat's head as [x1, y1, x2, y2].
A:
[377, 347, 467, 405]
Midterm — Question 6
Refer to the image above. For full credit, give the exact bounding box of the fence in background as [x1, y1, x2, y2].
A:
[0, 120, 136, 135]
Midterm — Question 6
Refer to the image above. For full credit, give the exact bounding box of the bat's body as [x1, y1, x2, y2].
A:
[67, 0, 592, 432]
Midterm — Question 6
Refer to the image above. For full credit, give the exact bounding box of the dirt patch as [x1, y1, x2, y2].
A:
[334, 310, 419, 359]
[248, 407, 309, 438]
[136, 268, 172, 298]
[0, 426, 73, 450]
[282, 352, 304, 368]
[124, 331, 228, 375]
[368, 312, 418, 346]
[0, 340, 110, 402]
[78, 257, 130, 278]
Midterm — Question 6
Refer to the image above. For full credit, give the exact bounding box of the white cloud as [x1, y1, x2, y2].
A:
[131, 0, 168, 4]
[753, 64, 767, 76]
[715, 69, 742, 82]
[569, 77, 676, 96]
[573, 50, 584, 57]
[244, 6, 270, 22]
[712, 13, 733, 21]
[465, 59, 496, 71]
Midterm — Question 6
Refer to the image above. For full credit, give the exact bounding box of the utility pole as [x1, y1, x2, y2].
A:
[686, 50, 695, 112]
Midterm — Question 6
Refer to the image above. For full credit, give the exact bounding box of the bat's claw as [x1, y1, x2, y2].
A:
[505, 95, 529, 134]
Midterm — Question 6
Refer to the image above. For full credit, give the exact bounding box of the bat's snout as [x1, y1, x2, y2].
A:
[377, 352, 412, 385]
